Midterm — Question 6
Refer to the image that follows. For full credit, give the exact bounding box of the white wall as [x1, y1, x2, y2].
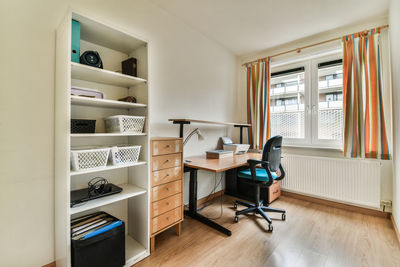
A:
[0, 0, 236, 266]
[389, 0, 400, 233]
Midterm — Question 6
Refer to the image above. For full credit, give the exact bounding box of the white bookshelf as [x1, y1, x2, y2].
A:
[55, 10, 150, 267]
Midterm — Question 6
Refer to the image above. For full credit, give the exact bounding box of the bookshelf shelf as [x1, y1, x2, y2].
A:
[71, 95, 147, 109]
[71, 62, 146, 87]
[70, 161, 147, 176]
[70, 184, 146, 215]
[71, 132, 147, 137]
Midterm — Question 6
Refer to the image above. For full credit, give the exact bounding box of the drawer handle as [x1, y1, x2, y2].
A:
[166, 187, 170, 191]
[166, 202, 170, 206]
[165, 159, 170, 163]
[165, 174, 170, 177]
[166, 145, 171, 148]
[167, 217, 170, 221]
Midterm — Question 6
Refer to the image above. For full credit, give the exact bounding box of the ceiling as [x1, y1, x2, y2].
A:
[151, 0, 389, 55]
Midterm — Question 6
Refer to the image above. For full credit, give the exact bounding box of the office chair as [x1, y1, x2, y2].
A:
[234, 135, 286, 232]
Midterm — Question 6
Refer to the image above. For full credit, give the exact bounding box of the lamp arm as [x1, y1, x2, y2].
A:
[183, 128, 199, 146]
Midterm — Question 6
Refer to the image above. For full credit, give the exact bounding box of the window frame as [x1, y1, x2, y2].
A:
[270, 60, 311, 147]
[269, 52, 343, 149]
[311, 53, 343, 149]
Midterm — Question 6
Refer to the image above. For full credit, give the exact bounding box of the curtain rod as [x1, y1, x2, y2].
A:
[242, 24, 389, 67]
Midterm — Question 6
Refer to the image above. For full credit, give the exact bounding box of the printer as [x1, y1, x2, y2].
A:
[221, 137, 250, 154]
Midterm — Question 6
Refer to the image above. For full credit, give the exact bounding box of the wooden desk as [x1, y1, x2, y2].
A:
[185, 152, 261, 172]
[184, 152, 261, 236]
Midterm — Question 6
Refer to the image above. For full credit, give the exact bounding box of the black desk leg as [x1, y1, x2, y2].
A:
[184, 168, 232, 236]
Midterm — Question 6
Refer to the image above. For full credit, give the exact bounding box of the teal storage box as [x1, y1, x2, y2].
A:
[71, 20, 80, 63]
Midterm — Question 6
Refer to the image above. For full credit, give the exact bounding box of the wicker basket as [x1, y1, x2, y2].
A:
[104, 115, 145, 133]
[70, 147, 110, 171]
[109, 145, 141, 165]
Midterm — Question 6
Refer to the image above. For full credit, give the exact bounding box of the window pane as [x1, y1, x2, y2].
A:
[317, 64, 343, 141]
[270, 71, 305, 139]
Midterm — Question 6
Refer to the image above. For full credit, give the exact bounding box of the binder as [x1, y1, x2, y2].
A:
[71, 20, 80, 63]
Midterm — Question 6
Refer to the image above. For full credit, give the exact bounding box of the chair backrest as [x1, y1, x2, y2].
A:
[261, 135, 282, 172]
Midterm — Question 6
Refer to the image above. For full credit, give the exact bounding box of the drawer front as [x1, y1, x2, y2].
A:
[152, 180, 182, 202]
[152, 207, 181, 234]
[152, 140, 182, 156]
[152, 153, 181, 172]
[268, 180, 281, 203]
[152, 167, 182, 187]
[152, 193, 182, 218]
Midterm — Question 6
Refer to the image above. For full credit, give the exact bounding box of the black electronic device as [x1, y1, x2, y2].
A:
[80, 51, 103, 69]
[121, 57, 137, 77]
[71, 119, 96, 133]
[70, 178, 122, 207]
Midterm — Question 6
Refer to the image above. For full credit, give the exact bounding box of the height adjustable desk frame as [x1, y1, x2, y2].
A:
[183, 153, 262, 236]
[168, 119, 253, 236]
[169, 119, 250, 144]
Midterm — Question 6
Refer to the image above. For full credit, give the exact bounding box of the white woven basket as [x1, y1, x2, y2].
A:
[109, 145, 141, 165]
[104, 115, 145, 133]
[70, 147, 110, 171]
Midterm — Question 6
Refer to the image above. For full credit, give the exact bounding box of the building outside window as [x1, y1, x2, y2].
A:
[269, 54, 343, 148]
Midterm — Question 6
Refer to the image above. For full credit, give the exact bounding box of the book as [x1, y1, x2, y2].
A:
[206, 150, 234, 159]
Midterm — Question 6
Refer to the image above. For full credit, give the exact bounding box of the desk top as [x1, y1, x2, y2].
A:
[184, 152, 262, 173]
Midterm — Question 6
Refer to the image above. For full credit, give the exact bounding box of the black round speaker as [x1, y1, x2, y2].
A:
[80, 51, 103, 69]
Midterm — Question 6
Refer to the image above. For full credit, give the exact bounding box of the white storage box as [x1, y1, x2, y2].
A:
[70, 147, 110, 171]
[109, 145, 141, 165]
[104, 115, 145, 133]
[223, 144, 250, 154]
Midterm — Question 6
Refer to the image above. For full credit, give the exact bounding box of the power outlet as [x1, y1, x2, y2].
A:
[381, 200, 392, 207]
[381, 200, 392, 212]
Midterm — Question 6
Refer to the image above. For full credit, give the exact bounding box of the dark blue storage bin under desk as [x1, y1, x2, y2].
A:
[71, 212, 125, 267]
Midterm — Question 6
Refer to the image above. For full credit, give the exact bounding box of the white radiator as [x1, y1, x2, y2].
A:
[281, 154, 381, 209]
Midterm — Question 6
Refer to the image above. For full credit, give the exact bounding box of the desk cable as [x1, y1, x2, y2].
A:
[197, 172, 224, 220]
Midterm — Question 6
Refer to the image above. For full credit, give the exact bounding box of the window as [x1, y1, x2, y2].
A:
[270, 54, 343, 148]
[270, 67, 305, 139]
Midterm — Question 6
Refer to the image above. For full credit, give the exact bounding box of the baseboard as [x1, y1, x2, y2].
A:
[281, 190, 390, 218]
[391, 215, 400, 244]
[184, 190, 225, 208]
[42, 262, 55, 267]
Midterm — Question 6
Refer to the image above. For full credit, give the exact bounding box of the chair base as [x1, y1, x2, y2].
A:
[234, 199, 286, 232]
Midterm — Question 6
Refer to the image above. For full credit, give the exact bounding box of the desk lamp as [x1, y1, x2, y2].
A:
[183, 128, 204, 146]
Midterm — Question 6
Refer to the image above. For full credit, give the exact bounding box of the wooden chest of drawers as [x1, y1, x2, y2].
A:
[150, 137, 183, 252]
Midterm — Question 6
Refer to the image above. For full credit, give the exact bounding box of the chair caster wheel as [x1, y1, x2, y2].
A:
[234, 203, 238, 209]
[267, 224, 273, 232]
[234, 216, 239, 223]
[282, 213, 286, 221]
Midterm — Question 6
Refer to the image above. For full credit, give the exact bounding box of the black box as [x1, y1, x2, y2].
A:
[225, 169, 269, 203]
[121, 57, 137, 77]
[71, 212, 125, 267]
[71, 119, 96, 133]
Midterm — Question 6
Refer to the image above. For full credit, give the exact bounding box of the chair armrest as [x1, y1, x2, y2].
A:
[246, 159, 275, 186]
[247, 159, 269, 168]
[275, 164, 285, 181]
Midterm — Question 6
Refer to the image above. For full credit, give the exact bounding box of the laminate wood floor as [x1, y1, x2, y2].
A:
[136, 195, 400, 267]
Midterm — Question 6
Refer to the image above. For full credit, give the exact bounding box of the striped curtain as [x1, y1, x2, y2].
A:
[246, 58, 271, 150]
[343, 29, 390, 159]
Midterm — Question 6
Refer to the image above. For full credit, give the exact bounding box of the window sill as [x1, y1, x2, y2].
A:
[283, 144, 344, 151]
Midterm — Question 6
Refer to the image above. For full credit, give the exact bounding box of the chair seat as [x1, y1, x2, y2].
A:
[238, 168, 277, 182]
